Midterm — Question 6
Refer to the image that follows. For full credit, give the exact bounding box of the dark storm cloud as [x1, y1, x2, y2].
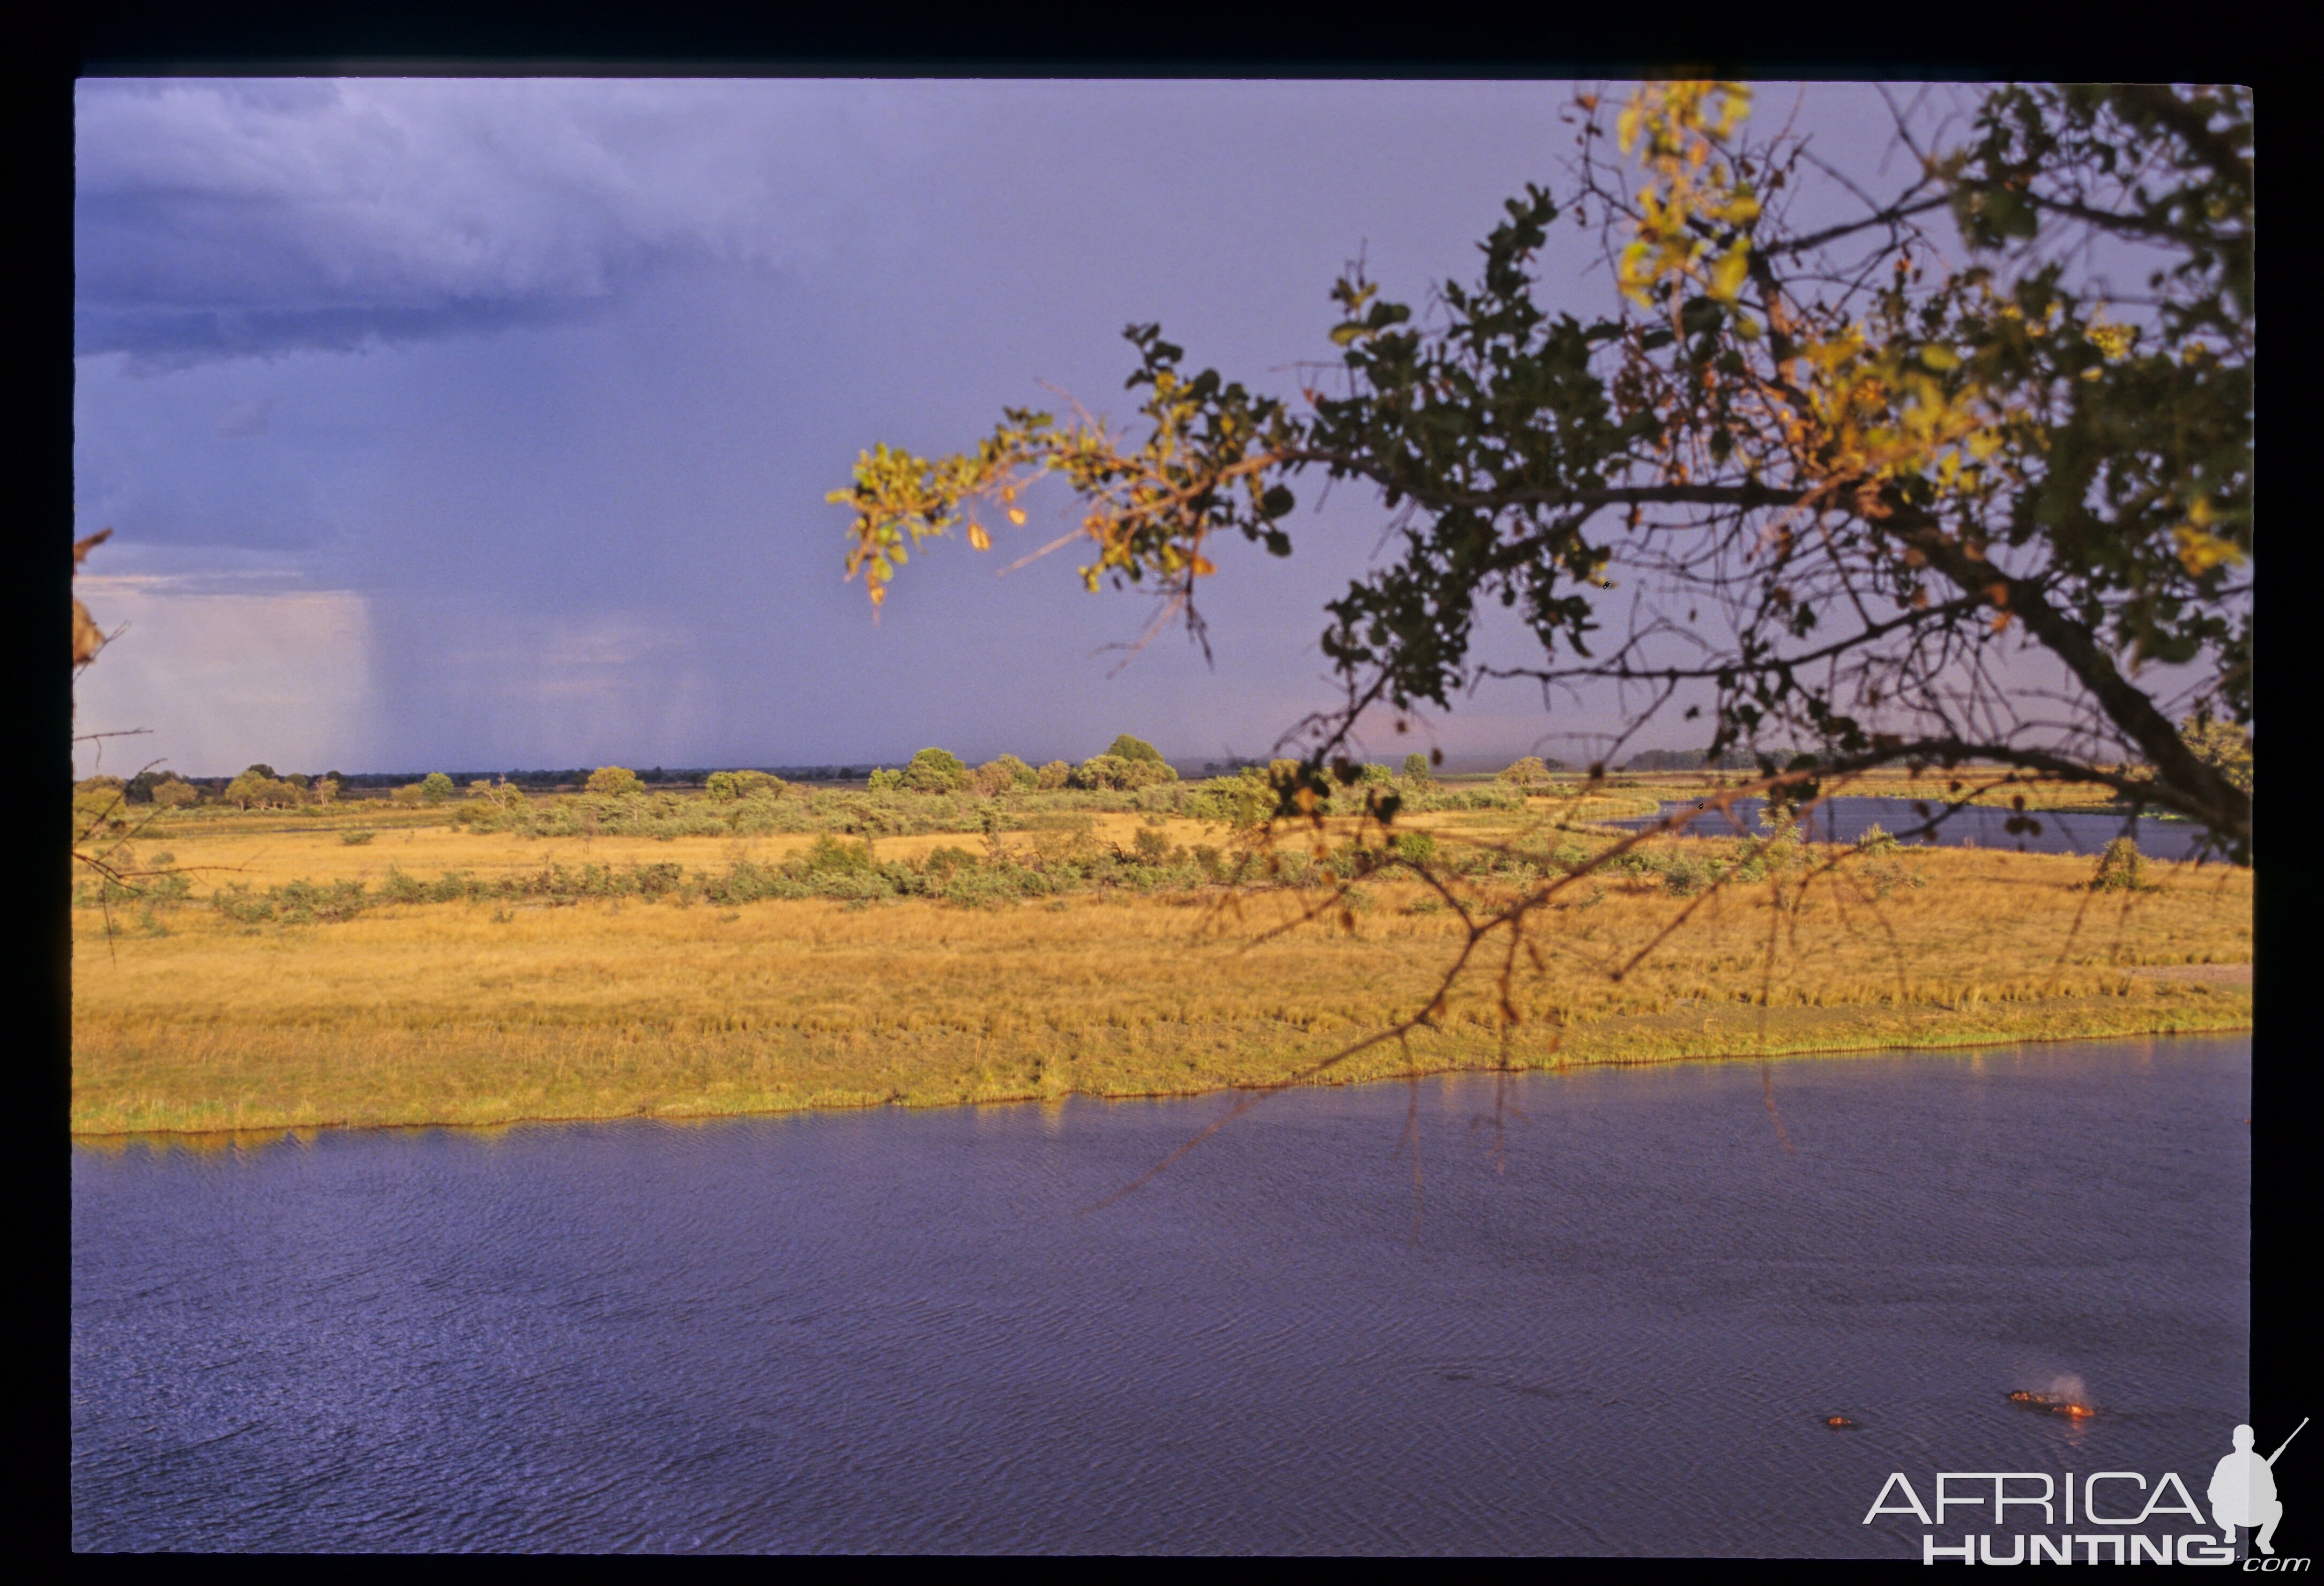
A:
[73, 78, 920, 366]
[74, 79, 1938, 775]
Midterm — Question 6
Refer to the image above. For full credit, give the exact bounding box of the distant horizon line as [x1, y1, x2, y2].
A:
[94, 747, 1795, 786]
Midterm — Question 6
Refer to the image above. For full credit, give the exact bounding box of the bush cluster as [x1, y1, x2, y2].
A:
[130, 808, 1574, 926]
[2089, 836, 2154, 892]
[224, 767, 338, 809]
[1498, 755, 1566, 784]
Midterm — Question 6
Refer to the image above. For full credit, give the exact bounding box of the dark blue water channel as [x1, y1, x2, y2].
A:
[73, 1036, 2250, 1554]
[1611, 795, 2219, 860]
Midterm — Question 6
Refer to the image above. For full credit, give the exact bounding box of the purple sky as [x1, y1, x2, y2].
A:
[73, 78, 1934, 778]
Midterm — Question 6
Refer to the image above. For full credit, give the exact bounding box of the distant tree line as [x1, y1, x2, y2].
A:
[84, 716, 2248, 814]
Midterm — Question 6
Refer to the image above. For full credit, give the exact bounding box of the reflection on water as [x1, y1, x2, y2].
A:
[1613, 795, 2219, 860]
[72, 1037, 2249, 1554]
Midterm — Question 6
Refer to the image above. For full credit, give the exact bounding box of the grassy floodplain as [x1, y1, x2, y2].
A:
[70, 772, 2252, 1135]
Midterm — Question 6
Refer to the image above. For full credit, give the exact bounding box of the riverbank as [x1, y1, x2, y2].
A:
[72, 840, 2252, 1136]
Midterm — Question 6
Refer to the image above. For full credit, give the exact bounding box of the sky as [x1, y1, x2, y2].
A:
[72, 77, 1934, 779]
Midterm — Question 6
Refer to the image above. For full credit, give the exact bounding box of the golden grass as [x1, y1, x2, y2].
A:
[72, 839, 2252, 1135]
[123, 812, 1268, 896]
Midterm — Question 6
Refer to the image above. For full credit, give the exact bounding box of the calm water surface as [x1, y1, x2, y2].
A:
[72, 1036, 2250, 1554]
[1613, 795, 2219, 859]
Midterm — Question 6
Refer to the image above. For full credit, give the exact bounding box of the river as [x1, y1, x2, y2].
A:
[1608, 795, 2223, 860]
[72, 1034, 2249, 1554]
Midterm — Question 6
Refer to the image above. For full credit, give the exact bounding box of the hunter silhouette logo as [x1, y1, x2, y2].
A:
[2213, 1418, 2303, 1557]
[1862, 1416, 2307, 1564]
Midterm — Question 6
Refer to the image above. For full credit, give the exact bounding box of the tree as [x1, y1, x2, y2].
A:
[1106, 734, 1167, 766]
[2180, 714, 2252, 795]
[1073, 751, 1175, 791]
[585, 766, 643, 796]
[223, 770, 298, 809]
[420, 772, 455, 805]
[72, 528, 112, 680]
[900, 747, 971, 793]
[1071, 754, 1134, 791]
[67, 527, 211, 943]
[1498, 756, 1555, 786]
[832, 83, 2252, 861]
[971, 754, 1037, 796]
[1401, 751, 1435, 787]
[1105, 735, 1179, 783]
[1623, 748, 1708, 772]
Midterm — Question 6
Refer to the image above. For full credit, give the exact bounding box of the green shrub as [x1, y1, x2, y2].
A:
[1072, 754, 1131, 790]
[1034, 760, 1072, 790]
[1107, 734, 1161, 763]
[902, 747, 971, 793]
[704, 771, 740, 800]
[802, 835, 877, 874]
[866, 768, 903, 792]
[970, 755, 1036, 796]
[586, 766, 644, 796]
[223, 771, 301, 809]
[421, 772, 455, 805]
[341, 830, 376, 845]
[1099, 736, 1176, 783]
[1657, 851, 1714, 897]
[925, 844, 979, 878]
[2090, 836, 2152, 892]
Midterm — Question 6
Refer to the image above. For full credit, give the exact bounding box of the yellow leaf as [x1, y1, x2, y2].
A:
[1190, 555, 1216, 576]
[967, 522, 990, 551]
[1007, 508, 1026, 525]
[2172, 525, 2243, 575]
[1710, 246, 1749, 303]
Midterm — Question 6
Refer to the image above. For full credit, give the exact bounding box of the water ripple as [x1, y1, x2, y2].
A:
[74, 1036, 2249, 1554]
